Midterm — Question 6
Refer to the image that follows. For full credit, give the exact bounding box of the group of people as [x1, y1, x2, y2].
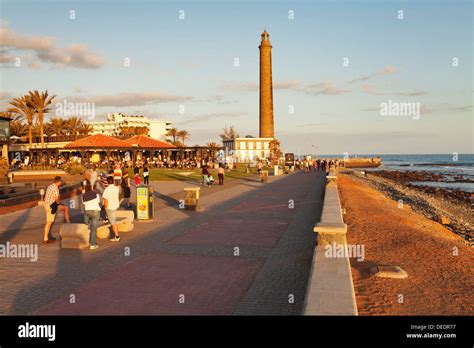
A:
[201, 164, 225, 187]
[301, 158, 341, 174]
[42, 161, 153, 250]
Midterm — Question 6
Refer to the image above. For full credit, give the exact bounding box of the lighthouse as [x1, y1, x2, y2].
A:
[259, 30, 274, 138]
[222, 30, 276, 163]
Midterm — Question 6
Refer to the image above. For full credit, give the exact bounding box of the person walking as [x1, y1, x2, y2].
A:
[43, 176, 70, 244]
[121, 168, 131, 208]
[143, 163, 149, 185]
[102, 176, 121, 242]
[218, 164, 225, 185]
[82, 180, 101, 250]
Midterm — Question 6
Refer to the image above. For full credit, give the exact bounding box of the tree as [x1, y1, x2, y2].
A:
[269, 139, 282, 165]
[47, 117, 65, 137]
[10, 120, 28, 137]
[177, 130, 190, 145]
[206, 141, 219, 159]
[66, 117, 83, 139]
[27, 90, 56, 147]
[79, 123, 93, 135]
[8, 96, 36, 147]
[228, 126, 239, 139]
[219, 125, 239, 142]
[219, 126, 229, 141]
[118, 126, 148, 137]
[166, 127, 179, 144]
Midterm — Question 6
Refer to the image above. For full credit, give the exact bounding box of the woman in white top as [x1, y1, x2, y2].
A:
[82, 180, 101, 250]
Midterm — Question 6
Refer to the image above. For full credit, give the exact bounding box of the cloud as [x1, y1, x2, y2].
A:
[0, 25, 105, 69]
[67, 92, 192, 107]
[221, 81, 259, 91]
[296, 122, 324, 128]
[348, 66, 397, 84]
[450, 105, 472, 111]
[274, 80, 301, 90]
[0, 91, 13, 100]
[302, 81, 351, 95]
[201, 95, 238, 104]
[362, 84, 428, 97]
[221, 79, 350, 95]
[396, 90, 428, 97]
[175, 112, 246, 125]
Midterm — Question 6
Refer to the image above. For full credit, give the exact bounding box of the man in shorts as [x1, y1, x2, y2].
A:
[43, 176, 70, 244]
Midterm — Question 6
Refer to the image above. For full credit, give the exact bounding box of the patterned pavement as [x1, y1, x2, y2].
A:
[0, 170, 325, 315]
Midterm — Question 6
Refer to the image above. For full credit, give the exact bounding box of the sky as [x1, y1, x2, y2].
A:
[0, 0, 472, 155]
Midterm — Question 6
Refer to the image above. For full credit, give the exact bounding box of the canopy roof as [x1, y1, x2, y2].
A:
[124, 135, 174, 149]
[64, 134, 131, 149]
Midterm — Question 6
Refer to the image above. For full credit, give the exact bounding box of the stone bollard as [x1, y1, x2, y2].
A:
[260, 170, 268, 183]
[184, 187, 200, 211]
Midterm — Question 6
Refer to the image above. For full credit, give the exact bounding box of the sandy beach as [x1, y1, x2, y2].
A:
[337, 172, 474, 315]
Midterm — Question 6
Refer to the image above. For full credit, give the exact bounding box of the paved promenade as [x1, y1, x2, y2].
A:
[0, 170, 325, 315]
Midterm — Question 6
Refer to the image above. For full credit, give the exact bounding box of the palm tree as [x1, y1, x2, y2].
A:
[47, 117, 65, 137]
[206, 141, 219, 159]
[9, 120, 28, 137]
[219, 126, 229, 141]
[79, 123, 93, 136]
[166, 127, 179, 144]
[32, 122, 42, 137]
[66, 117, 83, 139]
[228, 126, 238, 139]
[177, 130, 190, 145]
[8, 96, 36, 147]
[27, 90, 56, 147]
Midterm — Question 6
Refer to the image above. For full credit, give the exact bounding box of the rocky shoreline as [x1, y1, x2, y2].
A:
[339, 169, 473, 245]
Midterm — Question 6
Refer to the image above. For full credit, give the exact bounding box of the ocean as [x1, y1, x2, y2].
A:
[315, 154, 474, 193]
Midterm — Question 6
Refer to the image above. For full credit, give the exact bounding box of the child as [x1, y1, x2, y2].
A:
[134, 173, 141, 186]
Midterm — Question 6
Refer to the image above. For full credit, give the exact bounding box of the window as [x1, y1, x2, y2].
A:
[248, 142, 254, 150]
[240, 141, 246, 150]
[256, 141, 262, 150]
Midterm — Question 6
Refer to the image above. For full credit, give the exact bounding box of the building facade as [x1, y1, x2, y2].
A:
[223, 137, 272, 162]
[88, 113, 172, 141]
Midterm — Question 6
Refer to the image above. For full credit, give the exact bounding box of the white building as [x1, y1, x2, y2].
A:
[223, 137, 273, 162]
[88, 113, 172, 141]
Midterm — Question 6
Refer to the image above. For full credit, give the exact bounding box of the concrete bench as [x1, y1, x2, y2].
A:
[96, 210, 135, 239]
[59, 223, 90, 249]
[184, 187, 200, 211]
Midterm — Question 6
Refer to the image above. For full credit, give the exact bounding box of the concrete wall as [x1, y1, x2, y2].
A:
[303, 169, 358, 315]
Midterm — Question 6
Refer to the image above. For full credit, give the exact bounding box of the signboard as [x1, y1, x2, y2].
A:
[136, 186, 149, 219]
[284, 153, 295, 166]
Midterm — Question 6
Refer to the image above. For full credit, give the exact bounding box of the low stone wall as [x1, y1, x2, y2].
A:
[303, 169, 358, 315]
